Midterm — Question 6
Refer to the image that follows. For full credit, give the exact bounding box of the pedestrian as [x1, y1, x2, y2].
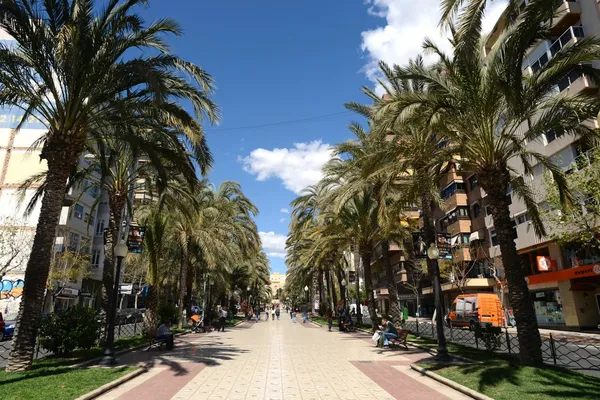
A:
[292, 310, 297, 323]
[271, 307, 275, 320]
[290, 307, 294, 319]
[275, 306, 280, 320]
[219, 306, 227, 332]
[255, 307, 260, 322]
[301, 303, 308, 323]
[326, 309, 333, 332]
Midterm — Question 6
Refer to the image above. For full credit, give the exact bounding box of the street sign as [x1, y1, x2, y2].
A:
[127, 226, 145, 253]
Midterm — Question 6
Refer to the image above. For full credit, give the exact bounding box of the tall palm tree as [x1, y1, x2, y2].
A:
[376, 0, 600, 365]
[2, 0, 220, 371]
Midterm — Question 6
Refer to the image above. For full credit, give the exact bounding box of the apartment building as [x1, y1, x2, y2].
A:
[453, 0, 600, 330]
[0, 114, 111, 319]
[369, 1, 600, 331]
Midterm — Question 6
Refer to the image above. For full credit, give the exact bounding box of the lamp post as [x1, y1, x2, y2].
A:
[341, 278, 347, 310]
[304, 285, 309, 305]
[100, 241, 128, 366]
[427, 243, 449, 361]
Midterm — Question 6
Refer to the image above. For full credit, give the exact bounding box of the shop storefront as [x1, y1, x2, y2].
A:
[526, 263, 600, 330]
[530, 288, 565, 326]
[54, 287, 79, 311]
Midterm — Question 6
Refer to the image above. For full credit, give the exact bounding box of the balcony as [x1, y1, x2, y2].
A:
[453, 246, 472, 263]
[443, 192, 468, 211]
[559, 72, 598, 95]
[551, 1, 581, 35]
[524, 26, 584, 76]
[446, 219, 471, 236]
[439, 169, 462, 189]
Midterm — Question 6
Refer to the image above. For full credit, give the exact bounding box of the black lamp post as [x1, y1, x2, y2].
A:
[304, 285, 309, 306]
[100, 241, 128, 366]
[427, 243, 450, 361]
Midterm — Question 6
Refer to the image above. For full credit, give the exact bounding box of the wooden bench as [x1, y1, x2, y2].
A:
[388, 329, 409, 349]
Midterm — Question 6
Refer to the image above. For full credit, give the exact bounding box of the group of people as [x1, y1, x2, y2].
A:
[289, 304, 309, 323]
[245, 304, 282, 322]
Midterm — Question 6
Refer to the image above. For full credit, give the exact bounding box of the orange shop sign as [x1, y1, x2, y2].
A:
[536, 256, 557, 272]
[526, 264, 600, 285]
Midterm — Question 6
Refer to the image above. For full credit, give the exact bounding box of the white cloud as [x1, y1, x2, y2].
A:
[360, 0, 508, 93]
[239, 140, 333, 194]
[267, 252, 287, 259]
[280, 208, 289, 214]
[259, 231, 287, 259]
[279, 218, 286, 223]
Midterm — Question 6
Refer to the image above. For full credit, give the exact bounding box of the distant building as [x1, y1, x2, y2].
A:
[270, 272, 286, 304]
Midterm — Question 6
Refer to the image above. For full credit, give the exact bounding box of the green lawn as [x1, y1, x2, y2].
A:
[0, 357, 136, 400]
[411, 336, 600, 400]
[0, 335, 147, 400]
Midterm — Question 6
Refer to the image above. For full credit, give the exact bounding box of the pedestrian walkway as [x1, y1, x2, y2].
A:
[97, 315, 470, 399]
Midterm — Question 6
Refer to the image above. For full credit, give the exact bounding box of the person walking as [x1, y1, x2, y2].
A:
[326, 309, 333, 332]
[218, 307, 227, 332]
[275, 306, 280, 320]
[292, 310, 297, 323]
[271, 307, 275, 320]
[301, 303, 308, 323]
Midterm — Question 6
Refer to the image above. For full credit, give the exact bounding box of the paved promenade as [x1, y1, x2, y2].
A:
[97, 315, 470, 400]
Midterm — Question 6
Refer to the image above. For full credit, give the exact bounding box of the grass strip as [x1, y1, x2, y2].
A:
[409, 336, 600, 400]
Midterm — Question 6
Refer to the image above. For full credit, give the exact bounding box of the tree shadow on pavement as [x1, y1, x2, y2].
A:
[115, 337, 248, 377]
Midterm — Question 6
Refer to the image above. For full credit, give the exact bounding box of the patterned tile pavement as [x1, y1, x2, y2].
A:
[97, 314, 471, 400]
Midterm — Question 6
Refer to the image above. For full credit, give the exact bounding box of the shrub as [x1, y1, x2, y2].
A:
[157, 302, 179, 326]
[475, 323, 502, 352]
[39, 306, 100, 356]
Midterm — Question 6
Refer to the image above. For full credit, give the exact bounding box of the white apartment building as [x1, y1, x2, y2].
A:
[471, 0, 600, 330]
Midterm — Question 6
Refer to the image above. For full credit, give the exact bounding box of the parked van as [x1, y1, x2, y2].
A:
[446, 293, 503, 329]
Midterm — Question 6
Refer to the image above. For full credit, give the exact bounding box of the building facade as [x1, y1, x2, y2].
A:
[270, 272, 286, 304]
[369, 0, 600, 331]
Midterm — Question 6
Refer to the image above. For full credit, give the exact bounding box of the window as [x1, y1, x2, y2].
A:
[73, 204, 84, 220]
[84, 213, 94, 226]
[91, 250, 101, 268]
[451, 233, 471, 247]
[440, 207, 470, 229]
[485, 205, 493, 216]
[512, 219, 518, 239]
[516, 213, 531, 225]
[440, 181, 466, 200]
[490, 230, 498, 246]
[87, 185, 99, 198]
[468, 175, 478, 191]
[545, 128, 564, 144]
[68, 232, 80, 252]
[95, 219, 105, 236]
[473, 203, 482, 218]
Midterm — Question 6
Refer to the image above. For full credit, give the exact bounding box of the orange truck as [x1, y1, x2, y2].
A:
[446, 293, 503, 330]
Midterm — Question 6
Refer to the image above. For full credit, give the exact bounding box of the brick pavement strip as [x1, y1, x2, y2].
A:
[96, 315, 474, 400]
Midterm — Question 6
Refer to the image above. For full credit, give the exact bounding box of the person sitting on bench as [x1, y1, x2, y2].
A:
[376, 317, 398, 348]
[156, 320, 174, 350]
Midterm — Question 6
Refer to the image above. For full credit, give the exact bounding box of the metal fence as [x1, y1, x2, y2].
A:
[403, 320, 600, 375]
[0, 321, 145, 368]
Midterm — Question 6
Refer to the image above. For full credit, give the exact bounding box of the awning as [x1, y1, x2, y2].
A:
[469, 230, 483, 242]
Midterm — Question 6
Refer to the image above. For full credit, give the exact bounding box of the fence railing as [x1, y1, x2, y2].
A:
[402, 320, 600, 374]
[0, 321, 145, 368]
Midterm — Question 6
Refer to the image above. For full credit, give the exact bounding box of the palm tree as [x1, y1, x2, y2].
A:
[2, 0, 220, 371]
[375, 0, 600, 365]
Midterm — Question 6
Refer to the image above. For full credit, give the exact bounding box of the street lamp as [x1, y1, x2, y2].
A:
[427, 242, 449, 361]
[100, 241, 128, 366]
[304, 285, 309, 305]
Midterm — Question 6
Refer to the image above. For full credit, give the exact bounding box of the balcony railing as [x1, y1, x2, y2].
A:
[526, 25, 584, 74]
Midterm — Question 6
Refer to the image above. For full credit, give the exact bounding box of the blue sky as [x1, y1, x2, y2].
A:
[139, 0, 507, 274]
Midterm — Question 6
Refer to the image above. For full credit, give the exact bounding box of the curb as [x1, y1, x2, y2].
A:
[72, 331, 192, 369]
[74, 367, 147, 400]
[410, 365, 494, 400]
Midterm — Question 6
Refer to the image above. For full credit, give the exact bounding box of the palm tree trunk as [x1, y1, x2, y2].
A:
[101, 195, 126, 342]
[7, 155, 73, 372]
[177, 243, 189, 329]
[382, 240, 402, 326]
[360, 248, 378, 330]
[330, 270, 338, 315]
[144, 284, 159, 339]
[354, 244, 362, 325]
[317, 267, 324, 316]
[480, 171, 542, 365]
[421, 190, 448, 358]
[325, 269, 333, 312]
[185, 263, 194, 318]
[336, 268, 346, 310]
